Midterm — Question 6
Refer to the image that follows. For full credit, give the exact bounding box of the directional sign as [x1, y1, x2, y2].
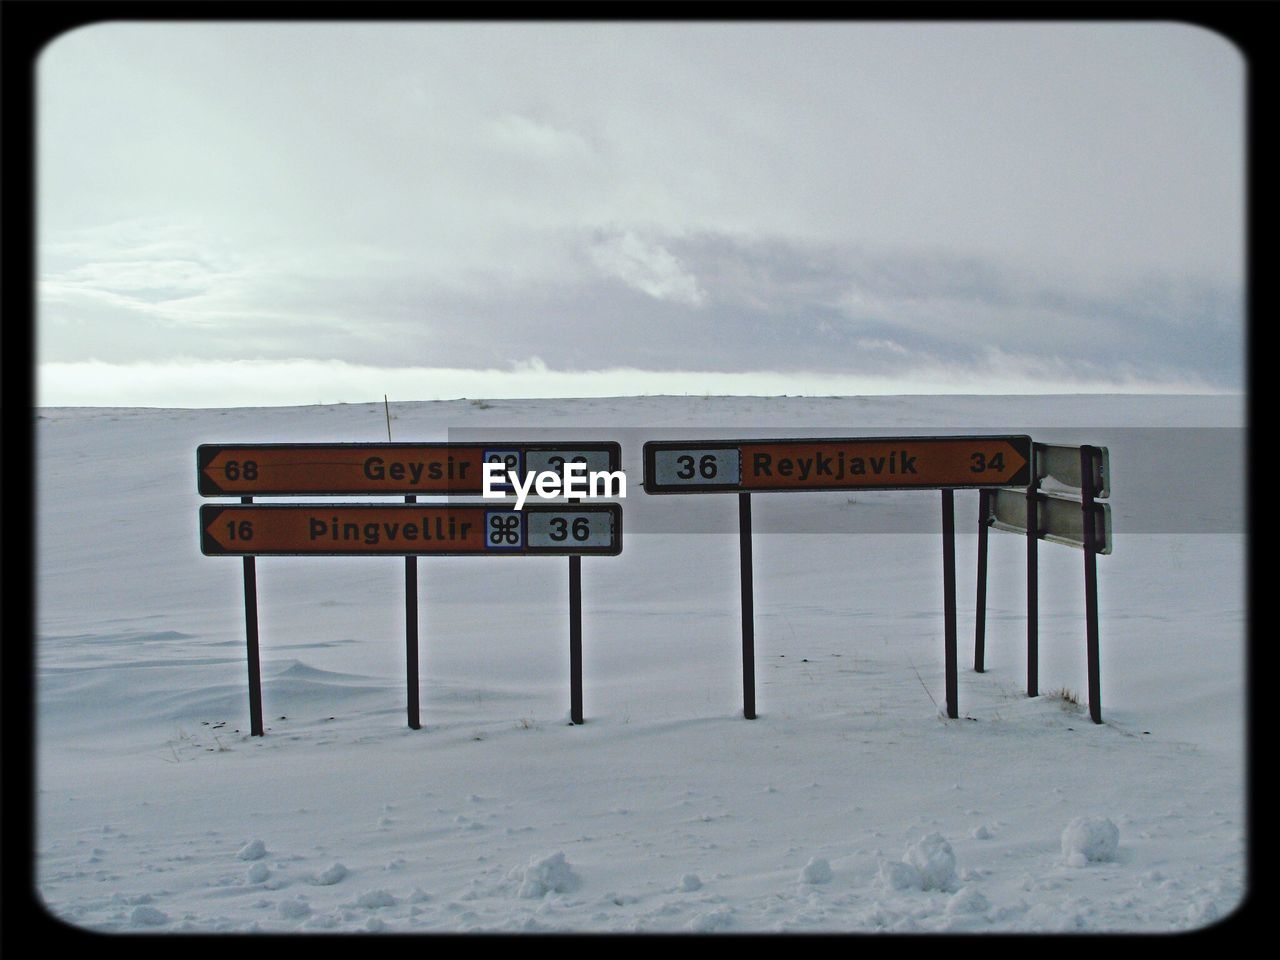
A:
[200, 502, 623, 556]
[986, 488, 1112, 554]
[1035, 443, 1110, 499]
[197, 442, 622, 497]
[643, 436, 1032, 493]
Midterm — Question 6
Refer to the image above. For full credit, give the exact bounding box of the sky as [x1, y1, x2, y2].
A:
[36, 21, 1245, 407]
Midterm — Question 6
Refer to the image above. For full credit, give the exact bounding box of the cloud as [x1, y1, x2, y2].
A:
[588, 230, 706, 305]
[37, 221, 1243, 390]
[486, 114, 595, 162]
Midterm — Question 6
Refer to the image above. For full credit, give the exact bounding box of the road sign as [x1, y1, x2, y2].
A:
[197, 442, 622, 496]
[643, 436, 1032, 493]
[1036, 443, 1110, 498]
[200, 502, 622, 556]
[986, 487, 1112, 554]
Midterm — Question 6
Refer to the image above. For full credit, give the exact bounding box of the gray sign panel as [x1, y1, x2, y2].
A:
[1035, 444, 1110, 499]
[651, 447, 742, 488]
[526, 509, 617, 550]
[522, 449, 617, 483]
[987, 488, 1112, 554]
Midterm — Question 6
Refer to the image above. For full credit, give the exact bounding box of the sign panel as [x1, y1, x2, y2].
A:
[1035, 443, 1110, 499]
[986, 488, 1112, 554]
[643, 436, 1032, 493]
[197, 442, 622, 497]
[200, 502, 622, 556]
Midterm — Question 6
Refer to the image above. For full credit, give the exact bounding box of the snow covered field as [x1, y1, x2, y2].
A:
[34, 395, 1246, 932]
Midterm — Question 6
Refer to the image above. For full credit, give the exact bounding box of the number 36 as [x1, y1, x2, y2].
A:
[549, 517, 590, 541]
[676, 455, 718, 479]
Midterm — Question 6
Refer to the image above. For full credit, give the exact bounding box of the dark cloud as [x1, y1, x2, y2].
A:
[39, 229, 1242, 389]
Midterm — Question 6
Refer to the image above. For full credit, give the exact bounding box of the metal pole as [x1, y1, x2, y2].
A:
[569, 553, 583, 724]
[974, 488, 989, 672]
[942, 489, 958, 719]
[565, 491, 584, 725]
[405, 495, 421, 730]
[1081, 445, 1102, 724]
[242, 495, 264, 737]
[1026, 468, 1039, 698]
[739, 491, 756, 719]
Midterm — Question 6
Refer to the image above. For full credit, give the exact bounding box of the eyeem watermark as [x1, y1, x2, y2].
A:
[483, 460, 626, 509]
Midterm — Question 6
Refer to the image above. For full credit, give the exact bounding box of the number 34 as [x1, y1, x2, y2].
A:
[969, 451, 1006, 473]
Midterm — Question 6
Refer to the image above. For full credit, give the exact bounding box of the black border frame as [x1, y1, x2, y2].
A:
[6, 2, 1260, 944]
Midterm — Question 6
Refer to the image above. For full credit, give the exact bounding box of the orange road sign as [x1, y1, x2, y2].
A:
[643, 436, 1032, 493]
[197, 442, 621, 496]
[200, 502, 622, 557]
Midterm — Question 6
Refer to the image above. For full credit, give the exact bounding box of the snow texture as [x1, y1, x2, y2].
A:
[801, 858, 832, 884]
[236, 839, 267, 861]
[279, 898, 311, 920]
[355, 889, 397, 909]
[32, 396, 1246, 932]
[513, 852, 581, 899]
[947, 886, 990, 916]
[1062, 817, 1120, 866]
[312, 863, 347, 886]
[904, 833, 959, 892]
[878, 860, 922, 892]
[130, 905, 169, 926]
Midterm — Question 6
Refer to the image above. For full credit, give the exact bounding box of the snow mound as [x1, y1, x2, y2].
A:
[680, 873, 702, 892]
[801, 857, 832, 884]
[946, 886, 990, 915]
[904, 833, 958, 892]
[687, 905, 734, 931]
[355, 888, 397, 909]
[1061, 817, 1119, 866]
[312, 862, 347, 885]
[278, 898, 311, 920]
[130, 905, 169, 926]
[246, 862, 269, 884]
[512, 851, 581, 899]
[878, 859, 922, 891]
[236, 839, 267, 861]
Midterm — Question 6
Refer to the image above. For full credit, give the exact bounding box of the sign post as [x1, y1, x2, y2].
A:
[644, 435, 1032, 719]
[569, 554, 583, 725]
[567, 492, 585, 725]
[739, 491, 756, 720]
[241, 495, 264, 737]
[1081, 445, 1103, 724]
[976, 443, 1111, 723]
[974, 489, 990, 673]
[941, 489, 958, 718]
[200, 501, 622, 732]
[405, 494, 420, 731]
[1027, 474, 1039, 698]
[200, 441, 623, 735]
